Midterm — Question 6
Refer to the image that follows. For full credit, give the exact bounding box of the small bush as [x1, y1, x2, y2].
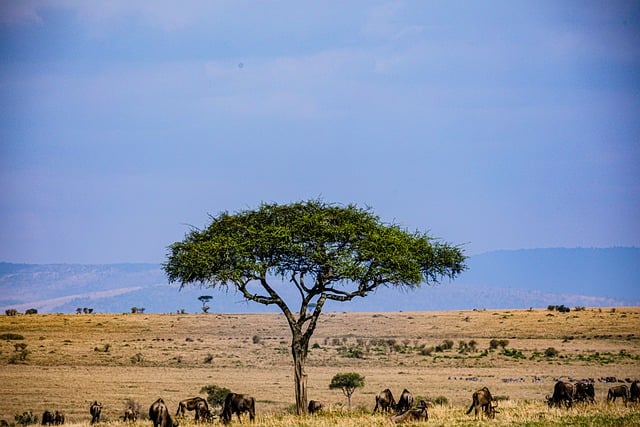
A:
[432, 395, 449, 405]
[203, 353, 214, 364]
[200, 384, 232, 407]
[544, 347, 559, 357]
[5, 309, 18, 316]
[252, 335, 261, 344]
[131, 353, 144, 364]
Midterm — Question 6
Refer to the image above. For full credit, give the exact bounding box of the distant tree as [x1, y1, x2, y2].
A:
[198, 295, 213, 313]
[164, 200, 466, 414]
[329, 372, 365, 409]
[131, 307, 138, 314]
[5, 309, 18, 316]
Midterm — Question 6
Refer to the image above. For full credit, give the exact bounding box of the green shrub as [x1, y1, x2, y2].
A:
[544, 347, 559, 357]
[200, 384, 232, 407]
[432, 395, 449, 405]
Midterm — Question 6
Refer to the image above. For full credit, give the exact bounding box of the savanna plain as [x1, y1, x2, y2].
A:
[1, 307, 640, 426]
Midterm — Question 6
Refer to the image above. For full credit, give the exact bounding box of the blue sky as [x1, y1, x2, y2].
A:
[1, 1, 638, 264]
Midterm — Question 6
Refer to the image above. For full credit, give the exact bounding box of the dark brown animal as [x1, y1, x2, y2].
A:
[195, 400, 212, 422]
[0, 419, 9, 427]
[630, 381, 639, 403]
[574, 382, 595, 403]
[90, 402, 102, 424]
[396, 389, 414, 413]
[373, 388, 396, 413]
[389, 400, 430, 423]
[53, 411, 64, 425]
[175, 397, 209, 420]
[307, 400, 323, 414]
[466, 387, 497, 420]
[608, 385, 629, 404]
[547, 381, 574, 408]
[123, 407, 136, 422]
[149, 398, 174, 427]
[41, 411, 55, 426]
[221, 393, 255, 424]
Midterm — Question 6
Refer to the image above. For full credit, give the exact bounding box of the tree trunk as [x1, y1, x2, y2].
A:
[292, 337, 308, 415]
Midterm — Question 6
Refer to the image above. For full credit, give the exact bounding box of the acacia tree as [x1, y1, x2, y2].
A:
[329, 372, 365, 409]
[164, 200, 466, 414]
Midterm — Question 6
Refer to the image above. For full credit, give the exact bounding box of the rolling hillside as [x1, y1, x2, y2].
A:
[1, 247, 638, 313]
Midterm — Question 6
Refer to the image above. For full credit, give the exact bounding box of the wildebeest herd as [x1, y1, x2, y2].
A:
[21, 379, 640, 425]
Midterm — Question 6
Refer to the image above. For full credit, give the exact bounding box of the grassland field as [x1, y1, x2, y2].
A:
[1, 307, 639, 426]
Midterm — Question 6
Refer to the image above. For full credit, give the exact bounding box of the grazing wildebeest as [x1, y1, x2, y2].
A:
[175, 397, 209, 420]
[608, 385, 629, 405]
[123, 407, 136, 422]
[53, 411, 64, 425]
[221, 393, 255, 424]
[389, 400, 430, 423]
[396, 389, 414, 413]
[574, 382, 595, 403]
[195, 400, 212, 422]
[630, 381, 640, 403]
[307, 400, 323, 414]
[42, 411, 55, 426]
[373, 388, 396, 413]
[466, 387, 497, 420]
[149, 398, 174, 427]
[547, 381, 574, 408]
[90, 402, 102, 424]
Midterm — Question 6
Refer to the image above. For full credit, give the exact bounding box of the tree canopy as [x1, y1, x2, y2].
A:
[329, 372, 365, 409]
[164, 200, 466, 413]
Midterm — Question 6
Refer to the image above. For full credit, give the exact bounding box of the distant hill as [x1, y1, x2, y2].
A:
[0, 247, 638, 313]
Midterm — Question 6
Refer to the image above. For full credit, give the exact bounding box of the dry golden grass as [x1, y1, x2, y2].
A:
[1, 307, 639, 425]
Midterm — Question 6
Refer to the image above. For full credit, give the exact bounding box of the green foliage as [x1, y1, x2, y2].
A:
[503, 348, 525, 359]
[200, 384, 232, 407]
[164, 200, 466, 297]
[432, 395, 449, 405]
[329, 372, 365, 409]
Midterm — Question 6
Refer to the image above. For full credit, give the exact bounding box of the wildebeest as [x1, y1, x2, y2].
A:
[42, 411, 55, 425]
[53, 411, 64, 425]
[547, 381, 574, 408]
[630, 381, 640, 403]
[195, 400, 213, 422]
[373, 388, 396, 413]
[307, 400, 323, 415]
[389, 400, 430, 423]
[574, 382, 595, 403]
[466, 387, 497, 420]
[608, 385, 629, 405]
[221, 393, 255, 424]
[123, 407, 136, 422]
[149, 398, 175, 427]
[396, 389, 414, 413]
[90, 402, 103, 424]
[175, 397, 209, 421]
